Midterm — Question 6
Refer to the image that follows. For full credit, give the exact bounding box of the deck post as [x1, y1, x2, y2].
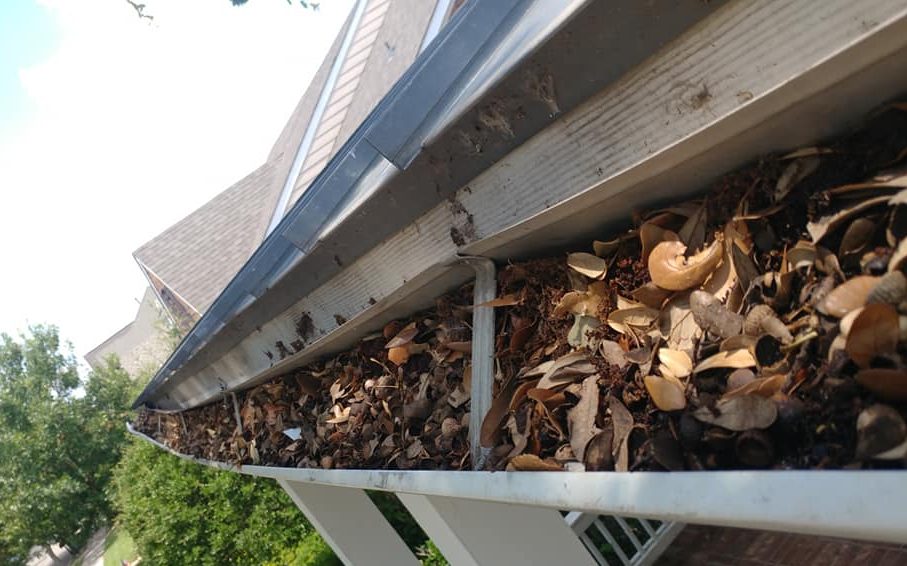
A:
[397, 493, 596, 566]
[278, 479, 420, 566]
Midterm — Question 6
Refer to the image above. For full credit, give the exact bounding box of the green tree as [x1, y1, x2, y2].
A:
[0, 326, 136, 563]
[112, 440, 314, 565]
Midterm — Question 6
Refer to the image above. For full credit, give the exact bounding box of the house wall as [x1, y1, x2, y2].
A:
[85, 287, 173, 377]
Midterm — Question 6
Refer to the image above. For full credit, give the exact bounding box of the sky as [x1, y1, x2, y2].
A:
[0, 0, 353, 364]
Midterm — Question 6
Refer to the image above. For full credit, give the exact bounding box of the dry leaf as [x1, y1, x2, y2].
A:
[659, 292, 702, 356]
[678, 202, 707, 252]
[726, 368, 756, 390]
[781, 146, 834, 160]
[644, 375, 686, 411]
[690, 290, 744, 338]
[478, 293, 522, 307]
[568, 315, 601, 348]
[388, 346, 410, 365]
[722, 374, 786, 400]
[509, 453, 564, 471]
[509, 379, 541, 412]
[386, 322, 418, 348]
[856, 404, 907, 459]
[693, 396, 777, 431]
[593, 232, 636, 258]
[608, 395, 633, 472]
[817, 276, 880, 317]
[658, 348, 693, 379]
[640, 224, 678, 264]
[479, 378, 517, 447]
[537, 352, 597, 389]
[694, 349, 757, 373]
[583, 429, 615, 471]
[566, 375, 601, 461]
[567, 252, 608, 279]
[846, 303, 899, 368]
[649, 237, 724, 291]
[599, 340, 629, 369]
[325, 405, 351, 424]
[839, 217, 876, 264]
[856, 369, 907, 401]
[775, 156, 820, 201]
[787, 240, 816, 271]
[631, 282, 672, 309]
[889, 238, 907, 273]
[807, 196, 890, 243]
[608, 305, 659, 328]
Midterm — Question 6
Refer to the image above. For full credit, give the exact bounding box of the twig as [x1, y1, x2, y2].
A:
[124, 0, 154, 21]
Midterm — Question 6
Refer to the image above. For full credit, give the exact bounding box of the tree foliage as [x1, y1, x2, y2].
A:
[0, 326, 136, 564]
[112, 440, 313, 565]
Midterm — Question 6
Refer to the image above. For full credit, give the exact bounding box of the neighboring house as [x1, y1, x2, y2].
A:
[89, 0, 457, 358]
[85, 287, 172, 376]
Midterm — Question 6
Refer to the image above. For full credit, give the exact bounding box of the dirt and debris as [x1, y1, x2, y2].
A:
[136, 286, 475, 470]
[135, 102, 907, 472]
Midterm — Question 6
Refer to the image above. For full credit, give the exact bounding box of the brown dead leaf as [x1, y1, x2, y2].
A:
[694, 349, 757, 373]
[807, 196, 890, 243]
[846, 303, 899, 368]
[325, 404, 351, 424]
[568, 315, 600, 348]
[608, 395, 633, 472]
[658, 348, 693, 379]
[385, 322, 418, 348]
[583, 429, 615, 471]
[509, 453, 564, 471]
[693, 396, 777, 431]
[477, 293, 522, 307]
[690, 290, 743, 339]
[817, 276, 880, 317]
[856, 404, 907, 459]
[659, 292, 702, 356]
[599, 340, 629, 369]
[480, 377, 517, 447]
[567, 252, 608, 279]
[566, 375, 600, 461]
[775, 156, 820, 202]
[649, 237, 724, 291]
[856, 369, 907, 401]
[509, 379, 541, 412]
[722, 374, 786, 400]
[644, 375, 686, 411]
[536, 352, 597, 389]
[388, 346, 410, 365]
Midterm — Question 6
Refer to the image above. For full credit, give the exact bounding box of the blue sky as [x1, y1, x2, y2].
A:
[0, 0, 57, 140]
[0, 0, 352, 364]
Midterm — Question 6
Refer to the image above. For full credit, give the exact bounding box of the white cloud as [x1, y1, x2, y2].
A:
[0, 0, 353, 361]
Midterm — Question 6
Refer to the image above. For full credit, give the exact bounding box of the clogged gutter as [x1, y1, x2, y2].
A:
[134, 102, 907, 472]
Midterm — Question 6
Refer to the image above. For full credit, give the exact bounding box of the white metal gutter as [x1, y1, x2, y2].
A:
[264, 0, 369, 236]
[130, 0, 907, 545]
[128, 424, 907, 544]
[140, 0, 907, 411]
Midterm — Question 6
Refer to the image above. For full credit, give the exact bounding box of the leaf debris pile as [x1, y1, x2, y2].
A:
[135, 288, 475, 470]
[481, 103, 907, 471]
[135, 103, 907, 473]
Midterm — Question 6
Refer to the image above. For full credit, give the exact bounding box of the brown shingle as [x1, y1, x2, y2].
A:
[134, 0, 440, 318]
[133, 162, 276, 313]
